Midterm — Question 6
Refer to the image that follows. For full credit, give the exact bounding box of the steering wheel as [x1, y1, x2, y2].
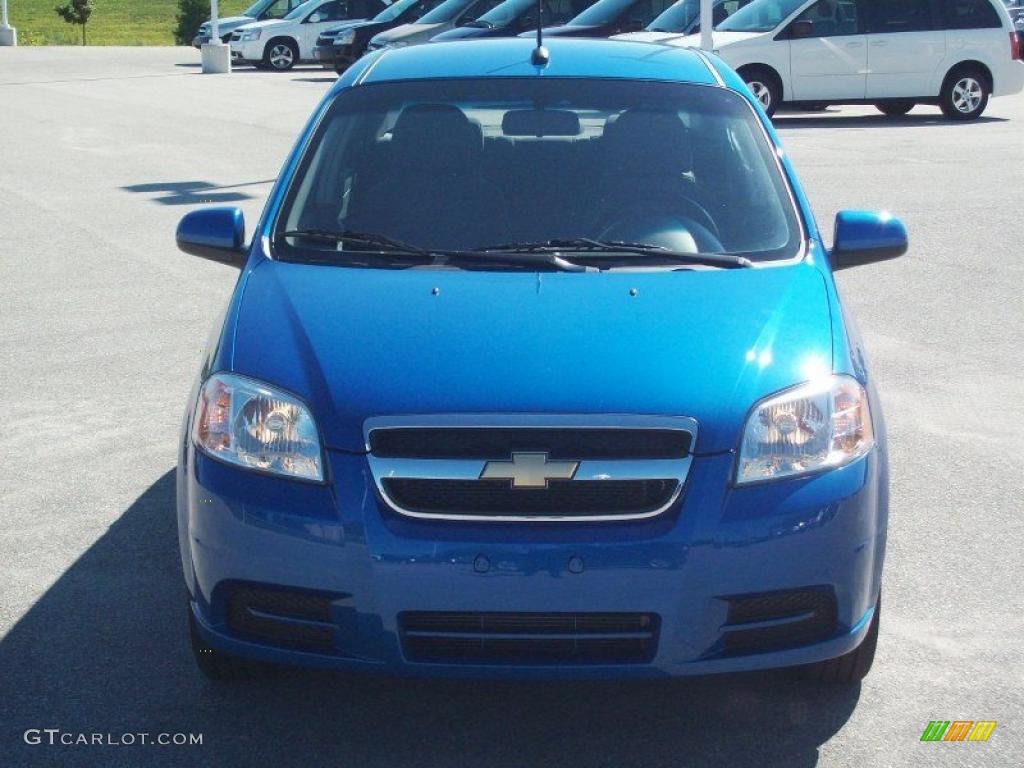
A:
[600, 200, 725, 254]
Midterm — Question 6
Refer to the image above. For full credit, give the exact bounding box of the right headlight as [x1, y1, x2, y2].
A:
[736, 374, 874, 485]
[192, 373, 324, 482]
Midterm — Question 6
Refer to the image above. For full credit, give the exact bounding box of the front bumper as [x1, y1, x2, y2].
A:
[229, 39, 264, 64]
[179, 445, 887, 678]
[313, 43, 338, 66]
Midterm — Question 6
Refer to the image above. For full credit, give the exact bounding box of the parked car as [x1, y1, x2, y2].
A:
[432, 0, 594, 40]
[176, 36, 904, 684]
[366, 0, 505, 51]
[230, 0, 382, 70]
[615, 0, 752, 43]
[314, 0, 448, 72]
[193, 0, 306, 47]
[669, 0, 1024, 119]
[524, 0, 677, 38]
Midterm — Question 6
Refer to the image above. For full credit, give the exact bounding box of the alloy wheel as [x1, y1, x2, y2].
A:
[748, 81, 772, 111]
[269, 44, 295, 70]
[952, 77, 983, 114]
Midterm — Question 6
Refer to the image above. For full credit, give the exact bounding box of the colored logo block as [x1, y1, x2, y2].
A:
[920, 721, 997, 742]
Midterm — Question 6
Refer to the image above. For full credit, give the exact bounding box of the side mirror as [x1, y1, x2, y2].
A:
[176, 207, 246, 266]
[308, 12, 324, 22]
[789, 19, 815, 39]
[830, 210, 907, 270]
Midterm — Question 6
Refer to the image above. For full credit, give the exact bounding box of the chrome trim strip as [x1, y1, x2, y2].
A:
[363, 414, 697, 523]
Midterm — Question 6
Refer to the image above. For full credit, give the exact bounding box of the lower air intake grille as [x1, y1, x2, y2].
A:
[225, 584, 337, 652]
[383, 478, 676, 518]
[399, 611, 659, 665]
[720, 588, 837, 657]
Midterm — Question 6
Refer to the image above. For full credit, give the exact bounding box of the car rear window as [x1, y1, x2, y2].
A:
[275, 78, 803, 265]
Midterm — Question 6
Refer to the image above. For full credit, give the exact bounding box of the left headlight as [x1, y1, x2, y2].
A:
[239, 29, 262, 41]
[736, 374, 874, 485]
[192, 373, 324, 482]
[335, 29, 356, 45]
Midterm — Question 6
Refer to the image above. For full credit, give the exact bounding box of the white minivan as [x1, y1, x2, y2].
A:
[664, 0, 1024, 119]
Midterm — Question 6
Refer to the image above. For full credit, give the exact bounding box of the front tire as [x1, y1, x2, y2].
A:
[940, 68, 989, 120]
[740, 67, 781, 118]
[264, 39, 299, 72]
[875, 101, 915, 117]
[796, 595, 880, 684]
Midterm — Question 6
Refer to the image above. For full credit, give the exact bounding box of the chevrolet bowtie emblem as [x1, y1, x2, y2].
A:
[480, 452, 579, 489]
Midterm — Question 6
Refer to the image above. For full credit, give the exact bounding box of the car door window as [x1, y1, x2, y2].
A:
[866, 0, 938, 33]
[306, 1, 345, 22]
[790, 0, 861, 36]
[943, 0, 1001, 28]
[461, 0, 505, 23]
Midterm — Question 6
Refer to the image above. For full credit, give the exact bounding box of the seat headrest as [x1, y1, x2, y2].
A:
[389, 104, 482, 172]
[602, 109, 692, 175]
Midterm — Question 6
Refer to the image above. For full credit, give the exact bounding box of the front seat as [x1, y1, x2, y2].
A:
[345, 104, 505, 250]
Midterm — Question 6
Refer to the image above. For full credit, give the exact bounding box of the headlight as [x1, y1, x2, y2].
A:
[335, 30, 356, 45]
[736, 375, 873, 485]
[239, 29, 262, 41]
[192, 373, 323, 482]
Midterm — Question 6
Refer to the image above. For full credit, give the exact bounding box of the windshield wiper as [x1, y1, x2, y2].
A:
[474, 239, 753, 269]
[278, 229, 594, 271]
[280, 228, 434, 258]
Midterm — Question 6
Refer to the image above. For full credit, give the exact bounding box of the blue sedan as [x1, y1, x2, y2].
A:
[175, 36, 905, 682]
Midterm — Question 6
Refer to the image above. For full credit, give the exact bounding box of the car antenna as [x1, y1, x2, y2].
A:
[531, 0, 549, 66]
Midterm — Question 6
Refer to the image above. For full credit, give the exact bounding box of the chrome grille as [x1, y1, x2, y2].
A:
[365, 415, 696, 522]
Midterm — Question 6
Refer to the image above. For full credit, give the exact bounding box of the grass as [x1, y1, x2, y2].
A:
[9, 1, 252, 46]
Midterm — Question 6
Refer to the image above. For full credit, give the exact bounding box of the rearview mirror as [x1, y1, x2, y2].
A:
[830, 210, 907, 270]
[502, 108, 581, 137]
[176, 207, 246, 266]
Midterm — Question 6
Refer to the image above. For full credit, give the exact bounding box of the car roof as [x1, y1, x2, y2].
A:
[338, 37, 725, 90]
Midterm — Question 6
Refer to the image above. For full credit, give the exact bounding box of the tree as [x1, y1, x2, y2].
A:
[55, 0, 93, 45]
[175, 0, 209, 46]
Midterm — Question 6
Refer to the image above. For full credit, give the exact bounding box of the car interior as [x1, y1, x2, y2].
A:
[284, 93, 798, 261]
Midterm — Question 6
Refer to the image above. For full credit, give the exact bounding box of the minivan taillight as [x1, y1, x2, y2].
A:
[1012, 31, 1023, 61]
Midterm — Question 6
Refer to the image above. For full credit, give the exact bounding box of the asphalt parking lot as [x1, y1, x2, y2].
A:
[1, 46, 1022, 767]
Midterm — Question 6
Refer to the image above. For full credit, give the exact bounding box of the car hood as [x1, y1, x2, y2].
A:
[372, 22, 447, 43]
[201, 16, 253, 31]
[523, 24, 607, 38]
[233, 18, 292, 33]
[325, 19, 378, 33]
[613, 30, 687, 43]
[671, 30, 765, 48]
[231, 260, 832, 453]
[432, 25, 504, 40]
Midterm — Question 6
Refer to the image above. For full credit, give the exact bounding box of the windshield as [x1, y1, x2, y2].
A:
[374, 0, 442, 21]
[274, 78, 802, 267]
[419, 0, 482, 23]
[245, 0, 300, 16]
[283, 0, 321, 21]
[476, 0, 538, 26]
[718, 0, 805, 31]
[647, 0, 699, 30]
[571, 0, 643, 25]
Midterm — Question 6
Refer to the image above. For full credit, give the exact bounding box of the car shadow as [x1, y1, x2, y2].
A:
[774, 112, 1008, 129]
[1, 471, 860, 767]
[121, 180, 275, 206]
